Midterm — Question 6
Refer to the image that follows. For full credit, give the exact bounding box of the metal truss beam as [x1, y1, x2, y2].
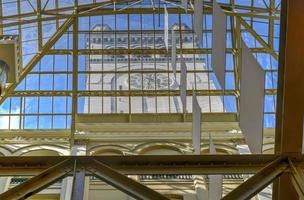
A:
[0, 155, 296, 176]
[0, 1, 279, 121]
[3, 154, 304, 200]
[0, 159, 72, 200]
[0, 8, 278, 29]
[222, 155, 288, 200]
[75, 7, 279, 19]
[47, 47, 270, 55]
[0, 1, 279, 28]
[88, 159, 169, 200]
[39, 1, 279, 17]
[8, 89, 276, 97]
[80, 89, 276, 96]
[0, 157, 169, 200]
[0, 17, 75, 104]
[79, 89, 237, 97]
[238, 17, 279, 60]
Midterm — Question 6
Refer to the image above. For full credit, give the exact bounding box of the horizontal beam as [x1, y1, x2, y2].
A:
[48, 48, 271, 55]
[9, 89, 276, 97]
[75, 113, 240, 134]
[0, 129, 70, 139]
[21, 69, 278, 74]
[0, 155, 297, 176]
[0, 2, 279, 28]
[76, 113, 237, 124]
[10, 89, 236, 97]
[41, 2, 279, 18]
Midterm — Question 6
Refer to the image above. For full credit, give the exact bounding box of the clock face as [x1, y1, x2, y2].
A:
[129, 73, 176, 90]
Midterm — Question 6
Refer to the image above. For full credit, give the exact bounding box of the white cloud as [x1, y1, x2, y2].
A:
[0, 107, 20, 129]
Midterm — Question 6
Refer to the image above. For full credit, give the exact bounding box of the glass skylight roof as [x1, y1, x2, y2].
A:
[0, 0, 281, 130]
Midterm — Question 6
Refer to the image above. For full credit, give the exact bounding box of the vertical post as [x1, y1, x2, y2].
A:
[71, 7, 79, 146]
[275, 0, 304, 154]
[229, 0, 241, 121]
[268, 0, 275, 49]
[71, 161, 85, 200]
[60, 145, 86, 200]
[0, 0, 3, 35]
[235, 16, 241, 120]
[273, 0, 304, 199]
[37, 0, 43, 50]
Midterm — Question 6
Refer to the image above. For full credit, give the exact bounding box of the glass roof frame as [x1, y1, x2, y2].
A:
[0, 0, 281, 132]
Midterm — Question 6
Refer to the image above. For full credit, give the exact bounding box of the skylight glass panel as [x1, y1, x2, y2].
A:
[0, 0, 281, 129]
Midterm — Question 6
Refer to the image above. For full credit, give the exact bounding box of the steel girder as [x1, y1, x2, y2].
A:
[0, 155, 304, 199]
[8, 89, 277, 97]
[0, 1, 279, 29]
[0, 157, 169, 200]
[46, 47, 269, 55]
[0, 154, 300, 176]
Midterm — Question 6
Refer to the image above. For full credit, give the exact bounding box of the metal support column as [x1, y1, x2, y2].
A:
[71, 161, 86, 200]
[274, 0, 304, 199]
[71, 10, 79, 145]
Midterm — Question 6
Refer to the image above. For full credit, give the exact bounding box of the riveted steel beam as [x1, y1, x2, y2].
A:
[0, 155, 297, 176]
